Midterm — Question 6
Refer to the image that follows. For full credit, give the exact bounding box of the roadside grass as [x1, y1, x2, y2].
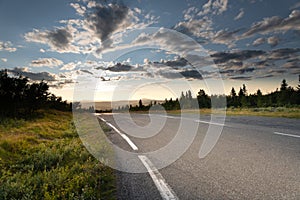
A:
[224, 107, 300, 118]
[126, 107, 300, 118]
[0, 110, 116, 200]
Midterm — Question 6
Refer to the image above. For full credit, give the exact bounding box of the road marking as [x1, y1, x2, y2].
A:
[98, 117, 139, 151]
[274, 132, 300, 138]
[138, 155, 178, 200]
[157, 114, 225, 126]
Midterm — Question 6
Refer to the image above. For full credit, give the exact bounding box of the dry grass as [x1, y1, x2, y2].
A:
[162, 107, 300, 118]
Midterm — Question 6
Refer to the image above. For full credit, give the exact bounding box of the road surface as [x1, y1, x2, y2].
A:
[97, 113, 300, 199]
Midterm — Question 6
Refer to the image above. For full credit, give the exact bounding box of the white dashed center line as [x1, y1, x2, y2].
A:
[274, 132, 300, 138]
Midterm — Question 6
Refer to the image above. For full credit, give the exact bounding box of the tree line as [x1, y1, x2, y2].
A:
[0, 69, 71, 118]
[113, 78, 300, 112]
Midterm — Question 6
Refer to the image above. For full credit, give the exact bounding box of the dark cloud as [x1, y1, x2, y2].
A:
[107, 63, 133, 72]
[243, 10, 300, 38]
[48, 28, 73, 50]
[80, 69, 93, 75]
[86, 4, 129, 42]
[180, 70, 203, 79]
[25, 27, 77, 53]
[211, 50, 265, 64]
[164, 57, 189, 68]
[8, 67, 57, 81]
[268, 48, 300, 60]
[230, 76, 252, 80]
[221, 67, 255, 75]
[158, 69, 203, 80]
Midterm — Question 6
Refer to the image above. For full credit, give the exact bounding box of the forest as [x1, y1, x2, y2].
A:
[1, 69, 300, 116]
[116, 77, 300, 112]
[0, 69, 71, 118]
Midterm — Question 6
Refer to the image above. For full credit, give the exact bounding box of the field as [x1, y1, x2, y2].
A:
[126, 107, 300, 118]
[0, 110, 115, 200]
[164, 107, 300, 118]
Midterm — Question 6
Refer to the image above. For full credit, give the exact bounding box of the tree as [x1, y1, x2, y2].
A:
[242, 84, 247, 96]
[256, 89, 263, 107]
[280, 79, 288, 91]
[138, 99, 143, 108]
[197, 89, 211, 108]
[230, 87, 236, 97]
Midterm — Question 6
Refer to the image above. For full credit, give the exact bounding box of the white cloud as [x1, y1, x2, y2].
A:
[234, 8, 244, 20]
[1, 58, 7, 62]
[25, 2, 157, 56]
[24, 27, 80, 54]
[70, 3, 86, 16]
[61, 62, 78, 71]
[267, 36, 280, 47]
[30, 58, 64, 67]
[199, 0, 228, 16]
[0, 41, 17, 52]
[252, 37, 265, 46]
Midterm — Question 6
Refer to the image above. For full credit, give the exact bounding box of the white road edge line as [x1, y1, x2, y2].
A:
[98, 117, 139, 151]
[274, 132, 300, 138]
[138, 155, 178, 200]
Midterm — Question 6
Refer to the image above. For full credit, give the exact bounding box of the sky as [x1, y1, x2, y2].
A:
[0, 0, 300, 101]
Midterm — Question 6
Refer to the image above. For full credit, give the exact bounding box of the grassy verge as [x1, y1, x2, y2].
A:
[126, 107, 300, 118]
[0, 110, 115, 200]
[162, 107, 300, 118]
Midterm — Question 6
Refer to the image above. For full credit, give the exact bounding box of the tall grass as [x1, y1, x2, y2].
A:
[0, 110, 115, 200]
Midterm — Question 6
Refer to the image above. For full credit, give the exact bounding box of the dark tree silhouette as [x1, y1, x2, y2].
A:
[0, 69, 70, 118]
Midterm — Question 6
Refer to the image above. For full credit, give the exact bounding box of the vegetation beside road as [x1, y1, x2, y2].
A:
[0, 110, 116, 200]
[165, 107, 300, 118]
[108, 78, 300, 119]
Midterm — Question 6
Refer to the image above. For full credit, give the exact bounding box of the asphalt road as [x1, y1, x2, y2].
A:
[97, 113, 300, 200]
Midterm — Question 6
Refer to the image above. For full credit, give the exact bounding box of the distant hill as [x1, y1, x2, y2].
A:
[95, 99, 165, 110]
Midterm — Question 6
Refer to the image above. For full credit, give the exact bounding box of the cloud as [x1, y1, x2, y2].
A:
[267, 48, 300, 60]
[106, 63, 133, 72]
[163, 57, 189, 67]
[8, 67, 57, 81]
[283, 59, 300, 69]
[25, 27, 79, 53]
[252, 37, 265, 46]
[199, 0, 228, 16]
[84, 3, 131, 42]
[174, 17, 213, 41]
[211, 50, 265, 64]
[229, 76, 252, 80]
[25, 2, 156, 55]
[211, 29, 241, 47]
[220, 67, 255, 75]
[179, 70, 203, 79]
[267, 36, 280, 47]
[290, 2, 300, 10]
[61, 62, 78, 71]
[30, 58, 64, 67]
[234, 8, 244, 20]
[1, 58, 7, 62]
[0, 41, 17, 52]
[70, 3, 86, 16]
[242, 10, 300, 38]
[80, 69, 93, 75]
